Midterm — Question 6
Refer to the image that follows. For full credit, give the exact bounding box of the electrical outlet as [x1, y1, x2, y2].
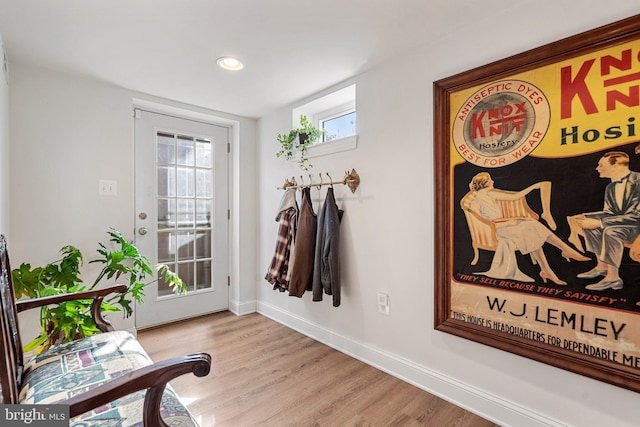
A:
[99, 180, 117, 196]
[377, 292, 389, 315]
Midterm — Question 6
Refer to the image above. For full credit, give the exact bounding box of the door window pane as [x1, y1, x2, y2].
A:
[177, 136, 195, 166]
[195, 231, 211, 259]
[196, 200, 212, 227]
[157, 133, 175, 164]
[158, 199, 176, 229]
[177, 231, 194, 261]
[196, 169, 211, 197]
[196, 260, 212, 290]
[177, 167, 194, 197]
[196, 139, 212, 167]
[178, 262, 194, 292]
[158, 232, 175, 264]
[157, 166, 175, 197]
[177, 199, 194, 228]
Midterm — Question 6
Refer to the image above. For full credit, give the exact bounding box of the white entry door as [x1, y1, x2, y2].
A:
[134, 109, 229, 329]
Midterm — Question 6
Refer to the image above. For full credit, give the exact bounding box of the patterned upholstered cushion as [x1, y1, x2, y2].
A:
[19, 331, 198, 427]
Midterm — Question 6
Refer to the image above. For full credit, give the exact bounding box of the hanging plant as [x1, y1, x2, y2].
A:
[276, 115, 324, 170]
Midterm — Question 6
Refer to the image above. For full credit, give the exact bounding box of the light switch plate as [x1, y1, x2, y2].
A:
[99, 180, 117, 196]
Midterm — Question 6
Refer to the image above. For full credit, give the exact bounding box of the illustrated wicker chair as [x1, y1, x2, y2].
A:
[460, 189, 540, 265]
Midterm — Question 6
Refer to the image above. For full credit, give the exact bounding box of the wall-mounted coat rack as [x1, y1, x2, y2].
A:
[278, 168, 360, 194]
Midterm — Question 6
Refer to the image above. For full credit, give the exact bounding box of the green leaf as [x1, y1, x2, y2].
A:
[119, 298, 133, 317]
[23, 334, 49, 353]
[12, 263, 44, 299]
[80, 322, 101, 337]
[44, 245, 83, 291]
[157, 264, 188, 295]
[275, 115, 323, 169]
[99, 302, 121, 313]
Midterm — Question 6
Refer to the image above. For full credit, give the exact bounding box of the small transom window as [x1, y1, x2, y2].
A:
[292, 84, 357, 157]
[319, 109, 356, 142]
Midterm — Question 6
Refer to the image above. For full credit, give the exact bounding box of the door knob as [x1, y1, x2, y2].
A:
[138, 227, 148, 235]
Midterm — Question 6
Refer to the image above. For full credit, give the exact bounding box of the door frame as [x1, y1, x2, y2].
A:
[132, 98, 239, 325]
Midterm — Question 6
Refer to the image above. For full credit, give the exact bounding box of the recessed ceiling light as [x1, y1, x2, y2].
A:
[217, 56, 244, 71]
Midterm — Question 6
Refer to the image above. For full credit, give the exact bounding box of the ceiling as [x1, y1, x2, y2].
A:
[0, 0, 627, 118]
[0, 0, 460, 118]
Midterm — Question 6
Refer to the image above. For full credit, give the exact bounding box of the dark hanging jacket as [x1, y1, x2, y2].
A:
[289, 187, 317, 297]
[312, 187, 344, 307]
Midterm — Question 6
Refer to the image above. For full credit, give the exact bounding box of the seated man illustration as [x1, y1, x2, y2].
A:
[465, 172, 588, 284]
[569, 151, 640, 291]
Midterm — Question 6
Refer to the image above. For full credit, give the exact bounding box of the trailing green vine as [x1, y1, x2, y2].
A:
[276, 115, 324, 170]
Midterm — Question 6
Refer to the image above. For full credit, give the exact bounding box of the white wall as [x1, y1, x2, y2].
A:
[9, 63, 257, 338]
[256, 4, 640, 427]
[6, 3, 640, 426]
[0, 32, 9, 237]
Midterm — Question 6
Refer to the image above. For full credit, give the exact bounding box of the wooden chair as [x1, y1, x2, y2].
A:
[0, 234, 211, 426]
[460, 189, 539, 265]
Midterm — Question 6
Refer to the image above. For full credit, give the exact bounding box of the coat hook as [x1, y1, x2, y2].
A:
[281, 178, 294, 189]
[278, 168, 359, 192]
[326, 172, 333, 187]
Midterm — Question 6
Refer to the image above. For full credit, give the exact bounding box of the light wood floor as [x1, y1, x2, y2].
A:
[137, 311, 500, 427]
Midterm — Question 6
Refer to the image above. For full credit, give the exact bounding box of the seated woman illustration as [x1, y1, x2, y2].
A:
[465, 172, 589, 284]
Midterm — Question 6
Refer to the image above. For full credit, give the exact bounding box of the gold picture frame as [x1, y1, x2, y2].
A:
[434, 14, 640, 392]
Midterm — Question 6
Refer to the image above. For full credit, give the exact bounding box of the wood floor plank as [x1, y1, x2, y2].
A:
[137, 311, 500, 427]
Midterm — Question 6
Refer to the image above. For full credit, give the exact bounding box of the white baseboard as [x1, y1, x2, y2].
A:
[229, 297, 257, 316]
[256, 300, 565, 427]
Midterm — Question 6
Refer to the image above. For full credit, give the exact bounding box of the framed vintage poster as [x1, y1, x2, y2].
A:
[434, 14, 640, 392]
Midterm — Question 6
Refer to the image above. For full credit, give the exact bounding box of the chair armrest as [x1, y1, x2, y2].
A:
[15, 284, 128, 332]
[15, 285, 128, 311]
[61, 352, 212, 426]
[464, 207, 495, 226]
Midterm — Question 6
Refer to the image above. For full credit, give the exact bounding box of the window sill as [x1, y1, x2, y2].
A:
[307, 135, 357, 158]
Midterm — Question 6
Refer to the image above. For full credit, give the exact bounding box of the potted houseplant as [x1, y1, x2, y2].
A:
[12, 229, 186, 353]
[276, 114, 324, 170]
